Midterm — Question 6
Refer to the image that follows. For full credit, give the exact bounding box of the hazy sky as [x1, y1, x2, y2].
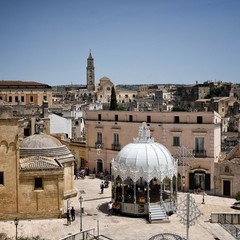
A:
[0, 0, 239, 86]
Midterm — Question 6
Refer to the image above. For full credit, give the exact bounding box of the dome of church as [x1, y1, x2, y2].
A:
[20, 133, 62, 148]
[20, 133, 73, 159]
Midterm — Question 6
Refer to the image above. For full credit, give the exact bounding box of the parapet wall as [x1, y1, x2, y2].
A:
[211, 212, 240, 224]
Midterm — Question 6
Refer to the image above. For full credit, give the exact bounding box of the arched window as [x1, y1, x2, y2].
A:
[225, 166, 230, 173]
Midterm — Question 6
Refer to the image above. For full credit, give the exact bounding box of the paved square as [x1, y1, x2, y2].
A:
[0, 177, 238, 240]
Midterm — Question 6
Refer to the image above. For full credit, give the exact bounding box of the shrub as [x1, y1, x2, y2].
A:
[235, 191, 240, 201]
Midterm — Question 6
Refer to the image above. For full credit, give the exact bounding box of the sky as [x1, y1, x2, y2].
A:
[0, 0, 239, 86]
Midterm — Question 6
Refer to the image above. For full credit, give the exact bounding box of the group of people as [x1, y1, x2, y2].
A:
[66, 206, 75, 225]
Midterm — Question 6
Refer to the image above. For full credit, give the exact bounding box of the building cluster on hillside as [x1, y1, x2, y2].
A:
[0, 52, 240, 220]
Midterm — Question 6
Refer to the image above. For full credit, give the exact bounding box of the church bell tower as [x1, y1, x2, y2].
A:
[86, 51, 95, 91]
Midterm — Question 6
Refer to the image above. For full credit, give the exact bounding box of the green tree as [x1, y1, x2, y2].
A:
[172, 105, 188, 112]
[109, 86, 118, 110]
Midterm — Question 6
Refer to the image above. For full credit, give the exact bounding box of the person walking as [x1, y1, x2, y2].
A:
[70, 206, 75, 221]
[66, 209, 71, 225]
[100, 181, 104, 194]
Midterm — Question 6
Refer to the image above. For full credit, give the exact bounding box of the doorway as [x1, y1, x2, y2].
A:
[97, 159, 103, 174]
[223, 180, 231, 196]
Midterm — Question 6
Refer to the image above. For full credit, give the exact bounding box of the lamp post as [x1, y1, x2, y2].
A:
[202, 173, 205, 204]
[79, 195, 83, 232]
[14, 217, 19, 240]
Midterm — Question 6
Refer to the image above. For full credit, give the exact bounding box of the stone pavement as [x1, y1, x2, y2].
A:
[0, 177, 239, 240]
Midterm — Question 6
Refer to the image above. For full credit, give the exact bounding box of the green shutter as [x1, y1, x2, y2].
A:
[205, 174, 210, 191]
[189, 173, 195, 189]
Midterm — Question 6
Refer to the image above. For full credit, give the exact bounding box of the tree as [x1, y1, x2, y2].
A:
[109, 86, 118, 110]
[172, 105, 188, 112]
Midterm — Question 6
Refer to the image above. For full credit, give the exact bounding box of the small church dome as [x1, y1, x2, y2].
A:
[20, 133, 62, 148]
[20, 133, 73, 159]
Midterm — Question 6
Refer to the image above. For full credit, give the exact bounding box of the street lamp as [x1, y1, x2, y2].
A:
[14, 217, 19, 240]
[202, 173, 205, 204]
[79, 195, 83, 232]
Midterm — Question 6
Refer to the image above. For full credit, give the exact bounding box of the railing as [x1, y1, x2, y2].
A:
[95, 143, 104, 149]
[218, 214, 240, 239]
[111, 144, 121, 151]
[193, 149, 206, 157]
[59, 228, 95, 240]
[59, 229, 113, 240]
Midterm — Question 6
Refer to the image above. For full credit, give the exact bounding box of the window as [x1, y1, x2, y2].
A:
[225, 166, 230, 173]
[197, 116, 203, 124]
[174, 116, 179, 123]
[113, 133, 119, 145]
[195, 137, 205, 156]
[173, 136, 180, 146]
[0, 172, 4, 185]
[97, 132, 102, 144]
[98, 114, 101, 121]
[15, 96, 19, 102]
[30, 96, 34, 102]
[34, 178, 43, 189]
[129, 115, 133, 122]
[21, 96, 24, 102]
[115, 115, 118, 121]
[8, 96, 12, 102]
[147, 116, 151, 123]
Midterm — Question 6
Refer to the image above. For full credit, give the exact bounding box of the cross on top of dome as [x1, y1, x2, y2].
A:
[133, 122, 154, 143]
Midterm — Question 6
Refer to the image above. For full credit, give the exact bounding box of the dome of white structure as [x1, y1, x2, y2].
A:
[112, 122, 177, 181]
[115, 142, 174, 171]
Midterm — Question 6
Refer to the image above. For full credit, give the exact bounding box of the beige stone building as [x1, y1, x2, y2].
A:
[95, 77, 137, 104]
[214, 142, 240, 198]
[0, 80, 52, 106]
[85, 110, 222, 194]
[0, 108, 76, 220]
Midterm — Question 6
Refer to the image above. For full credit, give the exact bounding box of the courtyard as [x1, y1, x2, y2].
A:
[0, 176, 239, 240]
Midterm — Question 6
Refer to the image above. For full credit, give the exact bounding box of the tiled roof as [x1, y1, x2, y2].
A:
[0, 80, 51, 88]
[20, 156, 62, 170]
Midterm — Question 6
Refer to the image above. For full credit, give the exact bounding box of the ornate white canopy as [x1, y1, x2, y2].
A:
[112, 122, 178, 183]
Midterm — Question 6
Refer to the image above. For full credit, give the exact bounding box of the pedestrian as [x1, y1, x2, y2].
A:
[74, 169, 78, 180]
[108, 201, 113, 216]
[66, 209, 71, 225]
[100, 181, 104, 194]
[70, 206, 75, 221]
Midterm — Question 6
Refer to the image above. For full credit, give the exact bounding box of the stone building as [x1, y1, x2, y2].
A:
[85, 110, 222, 195]
[214, 141, 240, 197]
[0, 80, 52, 106]
[0, 107, 76, 220]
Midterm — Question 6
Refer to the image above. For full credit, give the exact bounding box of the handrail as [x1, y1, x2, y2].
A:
[59, 228, 95, 240]
[218, 214, 240, 239]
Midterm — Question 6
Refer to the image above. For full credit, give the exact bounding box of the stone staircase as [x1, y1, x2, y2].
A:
[149, 204, 169, 223]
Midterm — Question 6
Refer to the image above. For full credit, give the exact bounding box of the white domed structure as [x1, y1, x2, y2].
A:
[111, 122, 178, 218]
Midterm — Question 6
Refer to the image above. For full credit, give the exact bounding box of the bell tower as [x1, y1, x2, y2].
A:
[86, 50, 95, 91]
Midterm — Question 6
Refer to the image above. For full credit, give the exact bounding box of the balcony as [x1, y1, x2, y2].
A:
[193, 149, 206, 157]
[112, 144, 121, 151]
[95, 142, 104, 149]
